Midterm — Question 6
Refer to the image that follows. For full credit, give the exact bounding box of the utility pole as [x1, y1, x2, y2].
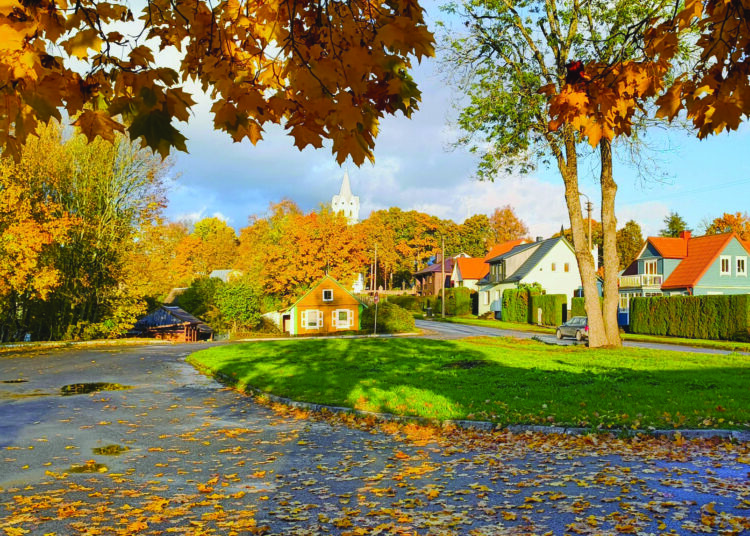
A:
[578, 192, 593, 252]
[441, 235, 445, 318]
[373, 243, 378, 335]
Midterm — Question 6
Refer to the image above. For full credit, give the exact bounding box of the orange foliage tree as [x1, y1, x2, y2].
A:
[705, 212, 750, 241]
[0, 0, 433, 163]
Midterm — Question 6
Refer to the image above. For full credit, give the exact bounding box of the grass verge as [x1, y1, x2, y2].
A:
[188, 336, 750, 431]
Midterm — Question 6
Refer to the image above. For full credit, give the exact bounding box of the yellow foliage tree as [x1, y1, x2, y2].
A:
[0, 0, 433, 163]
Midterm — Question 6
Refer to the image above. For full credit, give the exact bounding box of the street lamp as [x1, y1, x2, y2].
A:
[578, 192, 593, 252]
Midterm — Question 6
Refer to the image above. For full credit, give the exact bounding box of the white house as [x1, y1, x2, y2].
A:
[477, 236, 590, 316]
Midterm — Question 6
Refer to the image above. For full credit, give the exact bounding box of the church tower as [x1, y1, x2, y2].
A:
[331, 170, 359, 225]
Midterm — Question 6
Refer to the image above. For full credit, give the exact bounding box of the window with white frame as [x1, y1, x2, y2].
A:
[551, 263, 556, 271]
[737, 256, 747, 276]
[322, 289, 334, 301]
[720, 256, 731, 275]
[494, 290, 501, 301]
[618, 293, 629, 310]
[332, 309, 352, 329]
[301, 309, 322, 329]
[482, 292, 489, 305]
[644, 259, 657, 275]
[564, 263, 570, 272]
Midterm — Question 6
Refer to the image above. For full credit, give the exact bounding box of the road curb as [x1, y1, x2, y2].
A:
[190, 362, 750, 443]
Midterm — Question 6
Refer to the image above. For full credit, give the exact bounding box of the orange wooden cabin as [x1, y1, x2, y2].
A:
[282, 275, 366, 335]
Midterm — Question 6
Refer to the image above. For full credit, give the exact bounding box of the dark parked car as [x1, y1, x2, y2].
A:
[556, 316, 588, 341]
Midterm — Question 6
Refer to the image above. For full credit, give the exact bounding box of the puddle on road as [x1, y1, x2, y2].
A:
[92, 444, 129, 456]
[69, 460, 108, 473]
[1, 379, 28, 383]
[60, 383, 132, 396]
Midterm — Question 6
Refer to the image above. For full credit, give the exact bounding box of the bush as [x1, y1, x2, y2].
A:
[501, 285, 542, 323]
[216, 278, 263, 332]
[180, 277, 225, 318]
[530, 294, 567, 326]
[630, 294, 750, 341]
[361, 302, 415, 333]
[387, 294, 423, 312]
[434, 287, 474, 316]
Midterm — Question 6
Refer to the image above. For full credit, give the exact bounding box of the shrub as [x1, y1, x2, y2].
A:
[361, 302, 415, 333]
[434, 287, 474, 316]
[630, 294, 750, 341]
[571, 296, 604, 318]
[387, 294, 423, 312]
[530, 294, 567, 326]
[216, 278, 263, 332]
[501, 285, 542, 323]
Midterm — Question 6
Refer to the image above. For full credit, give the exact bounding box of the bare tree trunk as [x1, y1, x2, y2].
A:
[559, 130, 608, 348]
[599, 139, 622, 347]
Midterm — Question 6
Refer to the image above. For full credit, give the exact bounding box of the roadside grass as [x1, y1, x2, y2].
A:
[429, 315, 750, 353]
[188, 336, 750, 431]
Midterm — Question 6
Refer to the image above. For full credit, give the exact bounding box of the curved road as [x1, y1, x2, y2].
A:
[417, 319, 750, 354]
[0, 343, 748, 535]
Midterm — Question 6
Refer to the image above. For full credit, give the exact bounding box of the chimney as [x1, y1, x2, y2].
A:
[680, 230, 691, 241]
[536, 236, 543, 242]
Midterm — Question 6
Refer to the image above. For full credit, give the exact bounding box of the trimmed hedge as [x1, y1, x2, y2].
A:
[386, 295, 423, 312]
[501, 287, 542, 323]
[361, 302, 416, 333]
[630, 294, 750, 341]
[434, 287, 474, 316]
[530, 294, 567, 326]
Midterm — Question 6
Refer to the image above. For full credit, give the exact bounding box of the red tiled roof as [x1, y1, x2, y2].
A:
[661, 233, 734, 289]
[742, 239, 750, 255]
[483, 239, 529, 261]
[455, 257, 489, 280]
[647, 236, 688, 258]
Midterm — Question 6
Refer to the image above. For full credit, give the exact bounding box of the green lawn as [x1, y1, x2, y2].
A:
[188, 336, 750, 431]
[430, 315, 750, 352]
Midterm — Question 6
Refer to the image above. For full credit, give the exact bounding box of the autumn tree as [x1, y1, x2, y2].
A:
[0, 0, 433, 164]
[616, 220, 644, 270]
[442, 0, 665, 346]
[489, 205, 529, 245]
[704, 212, 750, 241]
[659, 211, 690, 238]
[190, 217, 239, 276]
[458, 214, 493, 257]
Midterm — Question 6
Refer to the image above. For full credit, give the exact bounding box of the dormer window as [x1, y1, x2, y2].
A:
[322, 289, 334, 301]
[644, 259, 657, 275]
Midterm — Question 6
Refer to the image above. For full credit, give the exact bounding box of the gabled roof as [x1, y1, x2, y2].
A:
[286, 275, 366, 310]
[661, 233, 735, 289]
[505, 236, 574, 282]
[483, 239, 529, 262]
[485, 240, 539, 264]
[134, 305, 213, 333]
[455, 257, 489, 280]
[647, 236, 688, 259]
[414, 257, 457, 276]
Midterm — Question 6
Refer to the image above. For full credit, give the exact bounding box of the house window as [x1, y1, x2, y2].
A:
[564, 263, 570, 272]
[333, 309, 351, 329]
[482, 292, 489, 305]
[618, 294, 630, 310]
[720, 256, 731, 275]
[494, 290, 501, 301]
[737, 256, 747, 276]
[551, 263, 556, 272]
[322, 289, 334, 301]
[644, 259, 657, 275]
[302, 309, 322, 329]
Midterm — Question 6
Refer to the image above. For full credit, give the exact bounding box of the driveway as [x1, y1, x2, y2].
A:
[1, 343, 748, 535]
[417, 319, 749, 354]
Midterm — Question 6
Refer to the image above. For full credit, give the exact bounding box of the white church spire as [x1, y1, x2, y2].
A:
[331, 170, 359, 224]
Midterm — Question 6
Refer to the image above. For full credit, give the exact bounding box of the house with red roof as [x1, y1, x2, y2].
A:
[414, 253, 469, 296]
[618, 231, 750, 313]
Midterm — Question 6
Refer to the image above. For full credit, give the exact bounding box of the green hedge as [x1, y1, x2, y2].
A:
[571, 296, 604, 317]
[530, 294, 567, 326]
[501, 287, 542, 323]
[361, 302, 416, 333]
[630, 294, 750, 341]
[434, 287, 474, 316]
[386, 295, 423, 312]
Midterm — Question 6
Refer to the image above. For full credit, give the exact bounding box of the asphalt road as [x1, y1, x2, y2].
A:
[0, 343, 748, 535]
[416, 319, 749, 355]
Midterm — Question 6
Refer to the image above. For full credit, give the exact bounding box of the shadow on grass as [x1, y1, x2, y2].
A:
[192, 337, 750, 430]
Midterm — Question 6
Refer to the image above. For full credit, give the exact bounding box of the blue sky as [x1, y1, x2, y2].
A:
[162, 1, 750, 239]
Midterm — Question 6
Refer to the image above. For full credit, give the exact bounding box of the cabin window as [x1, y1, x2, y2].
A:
[737, 256, 747, 276]
[302, 310, 322, 329]
[322, 289, 334, 301]
[333, 309, 352, 329]
[720, 256, 731, 275]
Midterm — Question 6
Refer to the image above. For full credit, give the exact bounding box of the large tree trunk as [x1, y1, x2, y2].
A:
[599, 139, 622, 347]
[558, 129, 608, 348]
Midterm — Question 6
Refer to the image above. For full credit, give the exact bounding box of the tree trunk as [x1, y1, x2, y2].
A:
[599, 139, 622, 347]
[559, 130, 608, 348]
